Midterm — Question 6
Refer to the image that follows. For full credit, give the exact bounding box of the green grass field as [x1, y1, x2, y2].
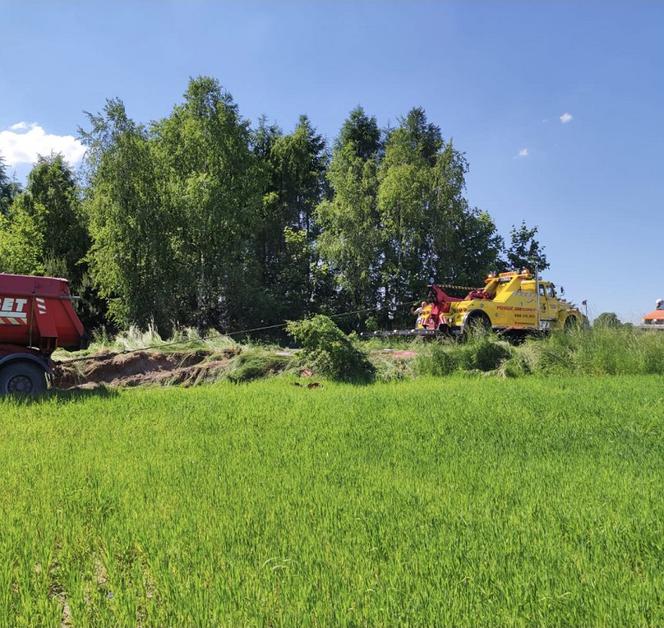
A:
[1, 377, 663, 626]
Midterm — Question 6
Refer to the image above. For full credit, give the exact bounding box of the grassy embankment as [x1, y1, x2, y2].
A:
[1, 376, 662, 625]
[55, 325, 664, 386]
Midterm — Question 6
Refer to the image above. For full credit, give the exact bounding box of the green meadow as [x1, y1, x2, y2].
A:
[1, 376, 663, 626]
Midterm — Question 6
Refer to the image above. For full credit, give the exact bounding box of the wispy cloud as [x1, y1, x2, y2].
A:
[516, 147, 529, 158]
[560, 112, 573, 124]
[0, 122, 86, 167]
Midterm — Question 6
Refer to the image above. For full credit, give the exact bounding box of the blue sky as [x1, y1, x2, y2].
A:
[1, 1, 662, 321]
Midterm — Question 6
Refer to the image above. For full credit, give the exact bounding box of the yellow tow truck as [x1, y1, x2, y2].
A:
[416, 270, 584, 336]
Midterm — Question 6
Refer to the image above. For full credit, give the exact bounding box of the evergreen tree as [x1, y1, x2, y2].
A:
[335, 106, 382, 160]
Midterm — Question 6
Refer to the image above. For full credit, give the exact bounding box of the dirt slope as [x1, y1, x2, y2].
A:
[53, 348, 237, 390]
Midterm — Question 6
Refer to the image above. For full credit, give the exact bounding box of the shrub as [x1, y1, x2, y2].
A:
[287, 315, 375, 382]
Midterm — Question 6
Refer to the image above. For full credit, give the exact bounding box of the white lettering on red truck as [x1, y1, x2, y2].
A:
[0, 297, 29, 325]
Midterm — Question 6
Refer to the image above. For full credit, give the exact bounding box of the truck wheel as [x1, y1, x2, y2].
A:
[0, 362, 47, 395]
[464, 311, 492, 337]
[564, 316, 579, 331]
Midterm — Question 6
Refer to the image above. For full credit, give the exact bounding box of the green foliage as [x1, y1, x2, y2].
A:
[316, 137, 382, 314]
[594, 312, 623, 328]
[287, 314, 375, 381]
[27, 154, 88, 282]
[152, 77, 263, 328]
[82, 101, 176, 331]
[415, 342, 459, 375]
[226, 349, 291, 382]
[416, 335, 513, 375]
[458, 334, 513, 371]
[253, 115, 328, 322]
[335, 106, 382, 159]
[498, 327, 664, 377]
[318, 106, 504, 329]
[504, 220, 549, 271]
[0, 154, 21, 216]
[81, 78, 265, 332]
[2, 79, 547, 336]
[378, 110, 503, 322]
[0, 157, 105, 329]
[0, 377, 662, 624]
[0, 194, 45, 274]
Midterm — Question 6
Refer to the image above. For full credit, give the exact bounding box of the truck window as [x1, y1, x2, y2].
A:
[548, 286, 556, 298]
[539, 285, 547, 297]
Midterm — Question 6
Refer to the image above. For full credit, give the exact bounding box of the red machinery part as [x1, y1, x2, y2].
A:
[0, 274, 87, 394]
[0, 274, 86, 356]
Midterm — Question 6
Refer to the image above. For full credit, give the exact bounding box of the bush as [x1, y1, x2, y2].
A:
[287, 315, 375, 382]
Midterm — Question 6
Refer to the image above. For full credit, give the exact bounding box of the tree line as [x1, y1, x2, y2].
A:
[0, 76, 548, 334]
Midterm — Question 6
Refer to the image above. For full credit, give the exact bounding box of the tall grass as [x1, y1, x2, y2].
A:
[507, 327, 664, 376]
[416, 327, 664, 378]
[56, 324, 664, 381]
[56, 324, 242, 357]
[415, 334, 512, 376]
[0, 377, 662, 625]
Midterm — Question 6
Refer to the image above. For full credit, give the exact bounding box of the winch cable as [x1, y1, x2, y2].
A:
[56, 299, 424, 365]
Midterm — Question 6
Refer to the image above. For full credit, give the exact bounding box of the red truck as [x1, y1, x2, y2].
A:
[0, 274, 86, 394]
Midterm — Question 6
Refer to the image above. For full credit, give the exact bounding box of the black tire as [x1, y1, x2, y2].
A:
[464, 311, 492, 338]
[564, 315, 580, 331]
[0, 362, 47, 396]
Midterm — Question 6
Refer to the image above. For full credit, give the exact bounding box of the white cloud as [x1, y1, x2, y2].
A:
[560, 112, 573, 124]
[517, 147, 529, 158]
[0, 122, 86, 167]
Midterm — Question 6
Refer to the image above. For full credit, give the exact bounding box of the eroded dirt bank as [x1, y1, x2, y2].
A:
[52, 348, 239, 390]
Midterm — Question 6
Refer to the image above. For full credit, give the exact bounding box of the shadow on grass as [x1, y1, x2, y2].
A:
[3, 386, 120, 405]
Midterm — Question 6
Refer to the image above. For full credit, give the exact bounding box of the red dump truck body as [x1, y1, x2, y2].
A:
[0, 274, 86, 394]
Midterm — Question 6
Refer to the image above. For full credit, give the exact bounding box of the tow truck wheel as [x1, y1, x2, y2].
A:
[464, 311, 492, 338]
[0, 362, 47, 395]
[564, 316, 580, 331]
